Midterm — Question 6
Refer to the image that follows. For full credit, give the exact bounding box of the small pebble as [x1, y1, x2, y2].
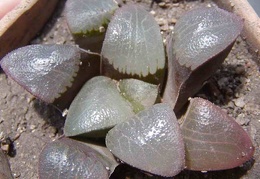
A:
[29, 125, 36, 130]
[156, 17, 167, 26]
[160, 24, 169, 31]
[46, 126, 57, 138]
[234, 92, 240, 98]
[1, 143, 9, 153]
[99, 26, 105, 33]
[170, 18, 177, 24]
[150, 10, 156, 16]
[62, 109, 69, 117]
[235, 65, 245, 75]
[236, 114, 250, 126]
[158, 2, 166, 7]
[234, 97, 246, 108]
[169, 25, 174, 30]
[13, 172, 21, 178]
[172, 3, 179, 7]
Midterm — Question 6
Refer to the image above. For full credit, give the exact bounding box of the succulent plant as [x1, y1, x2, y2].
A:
[0, 1, 255, 178]
[101, 4, 165, 84]
[181, 98, 254, 171]
[118, 78, 159, 112]
[0, 44, 81, 104]
[106, 103, 185, 177]
[65, 0, 119, 52]
[64, 76, 158, 138]
[163, 7, 243, 112]
[38, 137, 118, 179]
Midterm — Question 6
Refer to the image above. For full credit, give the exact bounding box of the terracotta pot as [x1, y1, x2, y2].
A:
[213, 0, 260, 62]
[0, 0, 59, 59]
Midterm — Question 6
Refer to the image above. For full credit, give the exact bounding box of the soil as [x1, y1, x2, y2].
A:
[0, 0, 260, 178]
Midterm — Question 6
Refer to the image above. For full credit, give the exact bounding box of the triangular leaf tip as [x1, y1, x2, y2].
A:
[39, 137, 118, 179]
[181, 97, 254, 171]
[106, 103, 185, 177]
[1, 44, 81, 103]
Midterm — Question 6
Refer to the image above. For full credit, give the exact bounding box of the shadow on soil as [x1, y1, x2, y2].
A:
[33, 99, 65, 135]
[196, 63, 246, 106]
[32, 0, 67, 41]
[110, 159, 254, 179]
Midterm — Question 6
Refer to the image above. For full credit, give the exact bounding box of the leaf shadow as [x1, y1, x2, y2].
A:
[196, 63, 247, 107]
[110, 164, 167, 179]
[109, 159, 254, 179]
[30, 0, 67, 43]
[33, 99, 65, 135]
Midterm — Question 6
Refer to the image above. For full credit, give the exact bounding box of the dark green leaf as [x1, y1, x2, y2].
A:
[64, 76, 135, 137]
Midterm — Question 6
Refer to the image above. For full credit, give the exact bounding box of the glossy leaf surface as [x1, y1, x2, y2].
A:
[0, 44, 81, 103]
[163, 7, 243, 112]
[65, 0, 118, 35]
[106, 103, 185, 177]
[64, 76, 134, 137]
[119, 79, 158, 113]
[82, 141, 119, 175]
[38, 138, 117, 179]
[101, 4, 165, 77]
[181, 98, 254, 171]
[0, 150, 13, 179]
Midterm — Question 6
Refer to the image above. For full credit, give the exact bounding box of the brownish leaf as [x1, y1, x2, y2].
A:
[163, 7, 243, 112]
[181, 98, 254, 171]
[106, 103, 185, 177]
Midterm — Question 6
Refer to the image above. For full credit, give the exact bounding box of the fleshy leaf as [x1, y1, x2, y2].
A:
[101, 4, 165, 77]
[0, 44, 81, 103]
[0, 150, 13, 179]
[82, 141, 119, 175]
[65, 0, 118, 35]
[180, 98, 254, 171]
[106, 103, 185, 177]
[65, 0, 118, 52]
[163, 7, 243, 112]
[64, 76, 135, 137]
[119, 79, 158, 113]
[38, 137, 118, 179]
